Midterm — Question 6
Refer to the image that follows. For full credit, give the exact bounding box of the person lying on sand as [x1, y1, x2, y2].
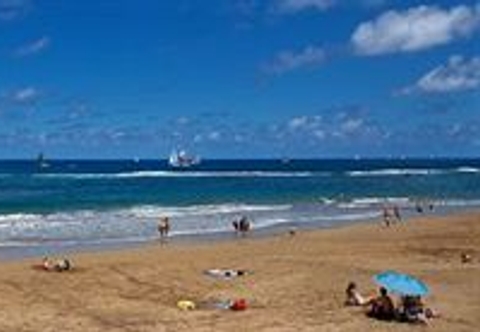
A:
[204, 268, 249, 279]
[41, 257, 72, 272]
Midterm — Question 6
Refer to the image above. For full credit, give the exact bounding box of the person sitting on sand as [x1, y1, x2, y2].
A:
[398, 295, 439, 325]
[158, 216, 170, 238]
[344, 281, 368, 306]
[366, 287, 395, 321]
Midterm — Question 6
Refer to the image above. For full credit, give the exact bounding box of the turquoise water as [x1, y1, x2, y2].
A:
[1, 158, 480, 257]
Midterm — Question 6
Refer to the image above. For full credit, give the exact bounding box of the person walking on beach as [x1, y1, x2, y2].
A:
[415, 200, 423, 213]
[382, 206, 392, 227]
[158, 216, 170, 239]
[232, 215, 251, 236]
[393, 205, 402, 222]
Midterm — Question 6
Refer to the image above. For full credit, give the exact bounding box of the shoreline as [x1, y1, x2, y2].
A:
[0, 204, 472, 262]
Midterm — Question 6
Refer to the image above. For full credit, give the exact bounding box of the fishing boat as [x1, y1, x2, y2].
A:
[168, 150, 200, 168]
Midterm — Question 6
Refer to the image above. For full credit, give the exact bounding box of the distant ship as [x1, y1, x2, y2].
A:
[36, 152, 50, 169]
[168, 150, 200, 168]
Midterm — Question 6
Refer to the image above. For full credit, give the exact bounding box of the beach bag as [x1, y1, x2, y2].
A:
[230, 299, 247, 311]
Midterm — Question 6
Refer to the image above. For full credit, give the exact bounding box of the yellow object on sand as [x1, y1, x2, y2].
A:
[177, 300, 196, 310]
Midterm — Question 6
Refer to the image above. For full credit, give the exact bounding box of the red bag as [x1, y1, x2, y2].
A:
[230, 299, 247, 311]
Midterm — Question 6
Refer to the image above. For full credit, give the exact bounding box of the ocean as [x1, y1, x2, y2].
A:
[1, 158, 480, 259]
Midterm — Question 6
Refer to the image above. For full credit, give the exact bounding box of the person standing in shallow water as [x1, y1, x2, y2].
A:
[158, 216, 170, 239]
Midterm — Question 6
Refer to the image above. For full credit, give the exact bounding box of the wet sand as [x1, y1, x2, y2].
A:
[0, 212, 479, 331]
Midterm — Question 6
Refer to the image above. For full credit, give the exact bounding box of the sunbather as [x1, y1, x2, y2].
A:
[41, 257, 72, 272]
[204, 268, 248, 279]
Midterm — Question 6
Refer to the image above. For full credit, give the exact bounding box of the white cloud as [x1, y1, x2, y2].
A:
[401, 55, 480, 94]
[275, 0, 335, 13]
[288, 115, 322, 131]
[341, 118, 364, 133]
[448, 123, 463, 137]
[192, 130, 223, 143]
[263, 45, 325, 75]
[313, 129, 326, 139]
[11, 87, 40, 103]
[288, 116, 309, 130]
[193, 134, 203, 143]
[280, 113, 384, 144]
[352, 4, 480, 55]
[207, 131, 221, 141]
[15, 36, 50, 57]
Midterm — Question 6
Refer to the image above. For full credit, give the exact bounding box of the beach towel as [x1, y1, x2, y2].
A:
[201, 298, 248, 311]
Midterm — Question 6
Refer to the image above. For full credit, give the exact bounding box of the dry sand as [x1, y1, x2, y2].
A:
[0, 212, 479, 331]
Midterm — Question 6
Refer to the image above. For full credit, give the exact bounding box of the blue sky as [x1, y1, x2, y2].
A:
[0, 0, 479, 158]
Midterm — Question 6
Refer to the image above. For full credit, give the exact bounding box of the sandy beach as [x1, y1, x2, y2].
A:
[0, 212, 479, 332]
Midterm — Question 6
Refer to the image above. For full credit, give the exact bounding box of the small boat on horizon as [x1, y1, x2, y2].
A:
[168, 149, 200, 168]
[36, 153, 50, 169]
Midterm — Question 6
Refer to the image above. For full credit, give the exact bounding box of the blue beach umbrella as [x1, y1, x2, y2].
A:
[374, 270, 429, 296]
